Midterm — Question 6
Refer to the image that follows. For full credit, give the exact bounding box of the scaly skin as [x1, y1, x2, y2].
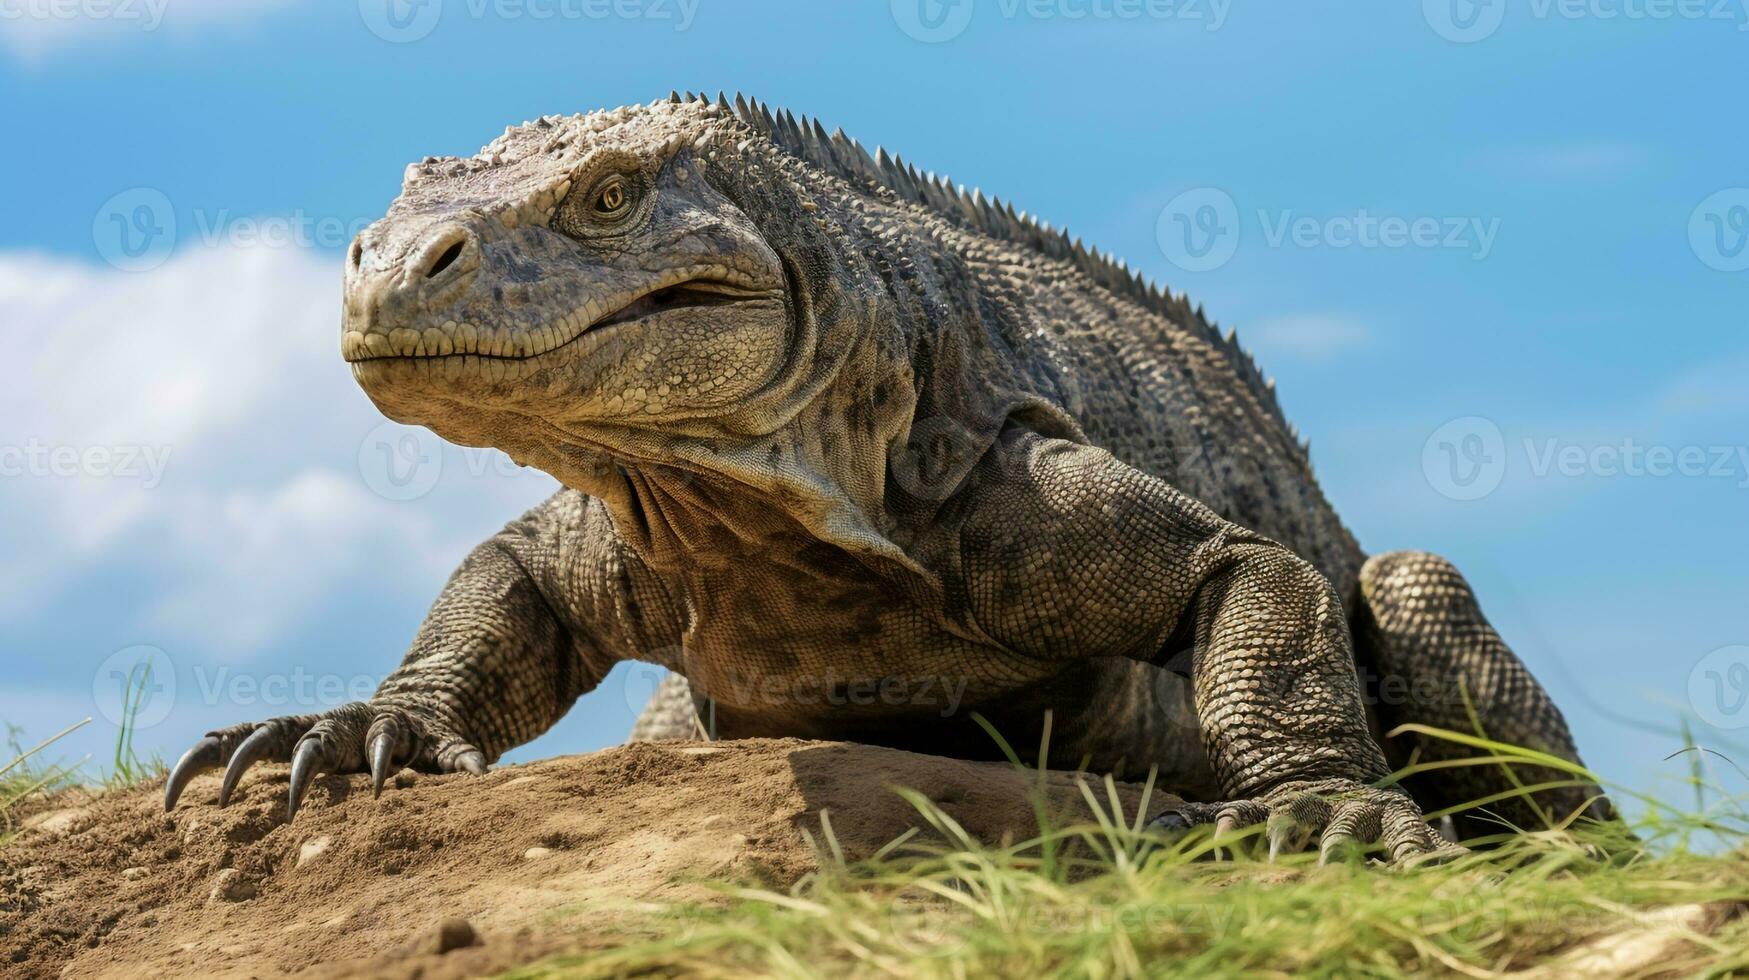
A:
[164, 94, 1609, 863]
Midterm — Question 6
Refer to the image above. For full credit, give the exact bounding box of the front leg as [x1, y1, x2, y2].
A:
[960, 428, 1447, 863]
[164, 492, 635, 817]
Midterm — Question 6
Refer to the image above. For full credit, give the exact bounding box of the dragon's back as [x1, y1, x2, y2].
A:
[962, 242, 1365, 594]
[730, 95, 1365, 593]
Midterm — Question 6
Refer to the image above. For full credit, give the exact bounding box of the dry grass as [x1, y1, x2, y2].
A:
[506, 728, 1749, 979]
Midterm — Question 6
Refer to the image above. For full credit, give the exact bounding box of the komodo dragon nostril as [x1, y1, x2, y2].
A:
[424, 238, 465, 279]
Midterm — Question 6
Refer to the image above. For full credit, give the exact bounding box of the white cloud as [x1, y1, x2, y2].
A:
[1651, 348, 1749, 419]
[0, 0, 300, 62]
[1242, 313, 1369, 362]
[0, 243, 557, 657]
[1474, 142, 1653, 183]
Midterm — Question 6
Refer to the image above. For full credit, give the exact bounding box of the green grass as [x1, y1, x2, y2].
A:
[502, 728, 1749, 979]
[2, 661, 166, 845]
[0, 719, 87, 845]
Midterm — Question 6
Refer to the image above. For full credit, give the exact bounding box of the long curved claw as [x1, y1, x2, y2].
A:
[456, 749, 487, 775]
[1318, 799, 1382, 866]
[1265, 797, 1324, 863]
[1318, 831, 1362, 865]
[369, 731, 395, 799]
[164, 737, 224, 812]
[1212, 813, 1242, 862]
[218, 725, 278, 807]
[287, 738, 326, 819]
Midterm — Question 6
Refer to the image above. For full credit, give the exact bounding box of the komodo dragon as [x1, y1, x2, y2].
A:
[163, 93, 1608, 862]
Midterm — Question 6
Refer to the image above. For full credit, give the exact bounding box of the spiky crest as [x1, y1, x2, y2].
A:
[674, 90, 1304, 453]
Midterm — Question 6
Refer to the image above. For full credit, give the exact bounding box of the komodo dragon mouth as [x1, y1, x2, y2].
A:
[341, 267, 781, 363]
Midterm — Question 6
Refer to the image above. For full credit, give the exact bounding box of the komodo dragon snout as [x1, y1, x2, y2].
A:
[340, 132, 791, 451]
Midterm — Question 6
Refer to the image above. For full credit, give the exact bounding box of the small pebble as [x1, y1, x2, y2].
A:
[209, 869, 257, 903]
[394, 770, 418, 790]
[297, 836, 331, 867]
[522, 846, 552, 860]
[429, 917, 477, 954]
[121, 867, 149, 881]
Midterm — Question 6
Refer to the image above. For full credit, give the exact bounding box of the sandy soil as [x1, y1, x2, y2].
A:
[0, 738, 1171, 978]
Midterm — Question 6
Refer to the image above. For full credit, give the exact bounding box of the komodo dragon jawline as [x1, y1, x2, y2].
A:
[164, 93, 1610, 862]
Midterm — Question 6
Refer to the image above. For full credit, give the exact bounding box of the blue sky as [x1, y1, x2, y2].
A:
[1, 0, 1745, 816]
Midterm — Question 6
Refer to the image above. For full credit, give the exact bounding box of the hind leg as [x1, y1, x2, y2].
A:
[628, 672, 707, 742]
[1355, 551, 1611, 838]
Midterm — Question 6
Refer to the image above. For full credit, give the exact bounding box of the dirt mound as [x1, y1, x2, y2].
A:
[0, 738, 1171, 978]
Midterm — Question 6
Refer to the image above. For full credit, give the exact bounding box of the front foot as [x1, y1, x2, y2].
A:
[1150, 780, 1456, 866]
[162, 700, 489, 818]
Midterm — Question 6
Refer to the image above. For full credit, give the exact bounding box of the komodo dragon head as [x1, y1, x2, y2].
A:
[342, 93, 1082, 568]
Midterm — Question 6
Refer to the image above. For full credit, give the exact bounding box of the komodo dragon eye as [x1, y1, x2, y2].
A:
[553, 168, 646, 238]
[588, 175, 633, 219]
